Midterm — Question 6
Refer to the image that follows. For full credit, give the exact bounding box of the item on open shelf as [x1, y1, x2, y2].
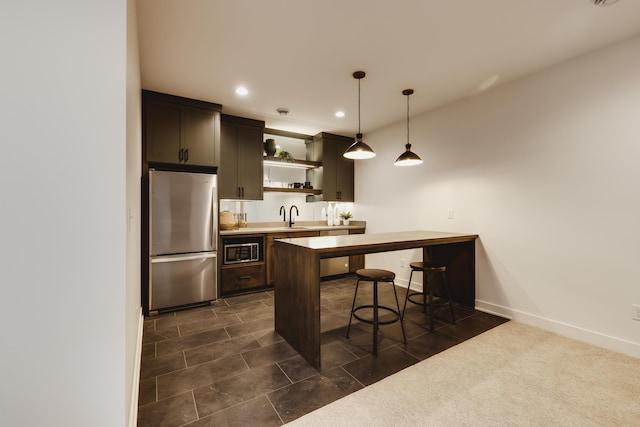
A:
[276, 150, 294, 162]
[264, 139, 276, 156]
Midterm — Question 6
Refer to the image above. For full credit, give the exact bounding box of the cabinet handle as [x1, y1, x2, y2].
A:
[238, 276, 251, 280]
[178, 148, 184, 162]
[184, 149, 189, 162]
[241, 187, 245, 198]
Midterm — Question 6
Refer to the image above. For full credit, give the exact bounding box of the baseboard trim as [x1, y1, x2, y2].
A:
[128, 308, 144, 427]
[475, 299, 640, 358]
[392, 278, 423, 293]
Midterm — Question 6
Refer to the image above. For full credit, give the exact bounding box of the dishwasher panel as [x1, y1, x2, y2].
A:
[320, 229, 349, 277]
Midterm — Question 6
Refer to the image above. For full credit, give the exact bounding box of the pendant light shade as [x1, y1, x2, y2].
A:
[394, 89, 423, 167]
[344, 71, 376, 160]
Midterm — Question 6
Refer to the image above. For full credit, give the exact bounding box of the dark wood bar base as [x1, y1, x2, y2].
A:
[274, 231, 478, 368]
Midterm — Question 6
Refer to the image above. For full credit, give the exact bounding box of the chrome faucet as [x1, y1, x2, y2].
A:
[279, 205, 286, 222]
[289, 205, 299, 227]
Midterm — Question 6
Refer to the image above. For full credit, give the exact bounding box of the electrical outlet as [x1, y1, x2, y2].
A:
[400, 258, 405, 268]
[448, 209, 454, 219]
[632, 304, 640, 321]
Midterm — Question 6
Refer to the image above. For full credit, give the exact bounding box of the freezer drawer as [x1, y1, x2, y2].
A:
[150, 252, 217, 312]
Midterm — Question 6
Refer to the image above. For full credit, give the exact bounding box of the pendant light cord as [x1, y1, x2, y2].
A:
[358, 78, 362, 134]
[406, 93, 410, 145]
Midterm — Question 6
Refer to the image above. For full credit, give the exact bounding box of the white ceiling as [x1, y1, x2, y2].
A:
[136, 0, 640, 137]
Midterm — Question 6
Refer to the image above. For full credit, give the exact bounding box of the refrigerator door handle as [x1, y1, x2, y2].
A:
[151, 253, 217, 264]
[211, 187, 218, 249]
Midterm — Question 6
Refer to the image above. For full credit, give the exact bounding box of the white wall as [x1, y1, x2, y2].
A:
[126, 0, 143, 425]
[358, 35, 640, 357]
[0, 1, 134, 426]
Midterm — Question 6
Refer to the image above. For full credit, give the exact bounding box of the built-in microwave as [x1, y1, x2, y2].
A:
[222, 236, 263, 265]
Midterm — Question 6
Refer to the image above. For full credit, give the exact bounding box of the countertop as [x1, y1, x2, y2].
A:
[275, 230, 478, 257]
[219, 220, 366, 236]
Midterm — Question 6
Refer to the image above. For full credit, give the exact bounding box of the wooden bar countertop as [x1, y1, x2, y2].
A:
[275, 230, 479, 258]
[273, 230, 479, 367]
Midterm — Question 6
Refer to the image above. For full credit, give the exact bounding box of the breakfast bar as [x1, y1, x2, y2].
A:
[273, 230, 479, 368]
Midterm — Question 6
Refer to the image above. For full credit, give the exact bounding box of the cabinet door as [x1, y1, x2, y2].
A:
[265, 234, 285, 286]
[335, 139, 354, 202]
[218, 122, 240, 199]
[348, 228, 365, 271]
[314, 133, 354, 202]
[144, 91, 220, 166]
[266, 231, 319, 285]
[146, 101, 181, 164]
[322, 138, 339, 201]
[237, 125, 264, 200]
[219, 116, 264, 200]
[183, 107, 217, 166]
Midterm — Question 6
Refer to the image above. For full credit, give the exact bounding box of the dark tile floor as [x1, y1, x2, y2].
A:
[138, 274, 508, 426]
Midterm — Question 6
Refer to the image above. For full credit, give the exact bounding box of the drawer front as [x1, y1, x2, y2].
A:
[220, 263, 266, 293]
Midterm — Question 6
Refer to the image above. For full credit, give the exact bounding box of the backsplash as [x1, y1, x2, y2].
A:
[220, 194, 354, 225]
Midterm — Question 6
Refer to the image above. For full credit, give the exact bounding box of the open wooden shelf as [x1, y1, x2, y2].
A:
[263, 156, 321, 169]
[264, 187, 321, 195]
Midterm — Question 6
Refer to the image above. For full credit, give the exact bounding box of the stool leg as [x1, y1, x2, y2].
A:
[402, 269, 414, 319]
[373, 280, 379, 355]
[428, 272, 435, 333]
[392, 280, 407, 344]
[346, 279, 360, 338]
[422, 272, 428, 314]
[441, 271, 456, 325]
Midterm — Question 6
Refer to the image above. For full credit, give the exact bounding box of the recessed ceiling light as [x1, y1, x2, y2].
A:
[335, 111, 345, 118]
[592, 0, 621, 6]
[235, 86, 248, 96]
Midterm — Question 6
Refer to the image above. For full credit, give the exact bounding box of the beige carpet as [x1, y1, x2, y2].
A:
[287, 322, 640, 426]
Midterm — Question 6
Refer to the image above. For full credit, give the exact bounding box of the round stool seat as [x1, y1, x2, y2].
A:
[348, 268, 406, 355]
[356, 268, 396, 282]
[409, 261, 446, 273]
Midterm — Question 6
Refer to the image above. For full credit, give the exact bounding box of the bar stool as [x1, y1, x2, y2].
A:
[402, 261, 456, 332]
[346, 268, 407, 355]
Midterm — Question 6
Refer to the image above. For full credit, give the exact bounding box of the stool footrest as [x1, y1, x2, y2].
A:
[352, 304, 401, 326]
[406, 291, 452, 308]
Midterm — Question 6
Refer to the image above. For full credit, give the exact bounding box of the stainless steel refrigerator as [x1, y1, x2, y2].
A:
[149, 169, 218, 313]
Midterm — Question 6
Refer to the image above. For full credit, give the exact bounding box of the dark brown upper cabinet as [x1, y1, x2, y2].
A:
[143, 90, 221, 167]
[219, 114, 265, 200]
[306, 132, 355, 202]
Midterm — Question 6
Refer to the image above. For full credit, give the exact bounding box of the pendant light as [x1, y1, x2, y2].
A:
[344, 71, 376, 159]
[394, 89, 423, 166]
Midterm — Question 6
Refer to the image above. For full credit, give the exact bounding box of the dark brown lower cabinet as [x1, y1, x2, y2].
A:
[266, 231, 320, 286]
[348, 229, 365, 272]
[220, 263, 266, 295]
